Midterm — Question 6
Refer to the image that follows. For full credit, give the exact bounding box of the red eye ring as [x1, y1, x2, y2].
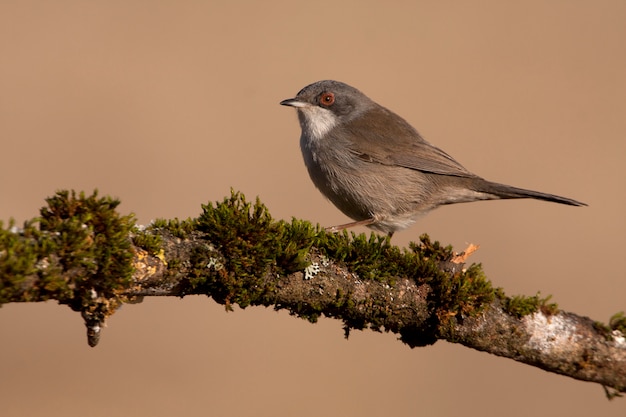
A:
[320, 92, 335, 106]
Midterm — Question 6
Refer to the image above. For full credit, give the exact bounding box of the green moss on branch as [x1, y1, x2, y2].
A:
[1, 190, 136, 346]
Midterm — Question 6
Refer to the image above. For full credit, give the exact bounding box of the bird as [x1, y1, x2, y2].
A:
[280, 80, 586, 236]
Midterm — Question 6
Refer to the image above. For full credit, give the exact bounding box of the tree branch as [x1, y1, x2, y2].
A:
[1, 190, 624, 396]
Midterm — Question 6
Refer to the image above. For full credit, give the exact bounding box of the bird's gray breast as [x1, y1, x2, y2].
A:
[300, 130, 375, 220]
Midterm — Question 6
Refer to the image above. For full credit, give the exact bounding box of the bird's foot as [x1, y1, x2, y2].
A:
[324, 218, 376, 233]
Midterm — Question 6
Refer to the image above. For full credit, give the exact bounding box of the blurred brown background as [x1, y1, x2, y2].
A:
[1, 1, 625, 416]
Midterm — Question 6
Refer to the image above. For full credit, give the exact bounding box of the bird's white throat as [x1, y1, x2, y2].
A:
[298, 106, 339, 142]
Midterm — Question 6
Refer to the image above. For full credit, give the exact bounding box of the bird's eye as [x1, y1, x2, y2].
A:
[319, 92, 335, 106]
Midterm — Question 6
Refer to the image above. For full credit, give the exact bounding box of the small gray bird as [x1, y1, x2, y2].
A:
[280, 80, 586, 235]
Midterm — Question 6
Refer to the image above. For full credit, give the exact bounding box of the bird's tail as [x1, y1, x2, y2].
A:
[476, 179, 587, 207]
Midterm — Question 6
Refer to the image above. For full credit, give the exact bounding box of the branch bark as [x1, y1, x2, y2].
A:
[1, 190, 624, 396]
[132, 232, 626, 395]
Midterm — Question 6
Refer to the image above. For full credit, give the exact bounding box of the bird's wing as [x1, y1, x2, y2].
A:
[341, 106, 477, 178]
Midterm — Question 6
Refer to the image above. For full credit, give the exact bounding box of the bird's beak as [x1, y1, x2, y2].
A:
[279, 98, 309, 108]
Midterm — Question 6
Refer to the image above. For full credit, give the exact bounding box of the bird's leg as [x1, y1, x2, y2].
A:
[324, 218, 376, 233]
